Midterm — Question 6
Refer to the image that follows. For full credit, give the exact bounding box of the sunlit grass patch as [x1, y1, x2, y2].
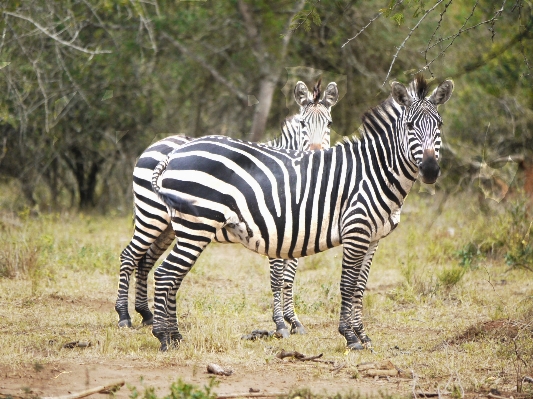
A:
[1, 191, 533, 394]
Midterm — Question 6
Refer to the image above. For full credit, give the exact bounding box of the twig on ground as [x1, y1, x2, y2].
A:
[276, 349, 323, 361]
[207, 363, 233, 376]
[36, 380, 124, 399]
[217, 393, 285, 399]
[414, 392, 451, 397]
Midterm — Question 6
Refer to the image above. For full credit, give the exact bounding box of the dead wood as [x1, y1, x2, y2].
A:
[276, 349, 323, 361]
[41, 380, 123, 399]
[63, 341, 91, 349]
[207, 363, 233, 376]
[487, 393, 507, 399]
[414, 391, 451, 397]
[217, 393, 285, 399]
[330, 363, 346, 374]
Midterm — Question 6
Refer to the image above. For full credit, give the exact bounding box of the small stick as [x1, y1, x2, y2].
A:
[217, 393, 286, 399]
[40, 380, 125, 399]
[276, 350, 323, 361]
[414, 392, 450, 398]
[487, 394, 507, 399]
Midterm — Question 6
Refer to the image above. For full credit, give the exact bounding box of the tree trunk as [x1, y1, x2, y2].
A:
[250, 76, 278, 142]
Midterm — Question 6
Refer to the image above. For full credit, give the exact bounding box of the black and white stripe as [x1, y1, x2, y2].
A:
[150, 75, 454, 351]
[115, 80, 339, 337]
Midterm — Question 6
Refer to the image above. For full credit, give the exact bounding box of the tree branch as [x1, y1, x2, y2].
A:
[161, 32, 247, 101]
[381, 0, 445, 87]
[237, 0, 266, 66]
[342, 0, 405, 48]
[3, 11, 112, 55]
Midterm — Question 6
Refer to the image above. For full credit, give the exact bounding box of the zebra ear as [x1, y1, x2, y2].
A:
[391, 82, 413, 107]
[321, 82, 339, 108]
[429, 79, 454, 106]
[294, 81, 311, 107]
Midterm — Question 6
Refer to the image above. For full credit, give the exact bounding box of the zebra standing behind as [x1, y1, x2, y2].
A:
[150, 75, 454, 351]
[116, 80, 339, 339]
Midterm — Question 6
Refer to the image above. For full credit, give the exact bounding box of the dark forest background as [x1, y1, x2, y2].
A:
[0, 0, 531, 213]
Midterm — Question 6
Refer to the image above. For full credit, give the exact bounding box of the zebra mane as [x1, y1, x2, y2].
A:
[409, 74, 429, 100]
[313, 78, 322, 103]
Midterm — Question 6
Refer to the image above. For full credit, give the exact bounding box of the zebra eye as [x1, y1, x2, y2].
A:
[406, 122, 414, 130]
[327, 121, 332, 128]
[300, 120, 306, 127]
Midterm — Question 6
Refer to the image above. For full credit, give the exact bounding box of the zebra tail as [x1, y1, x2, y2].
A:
[151, 156, 170, 195]
[151, 156, 200, 218]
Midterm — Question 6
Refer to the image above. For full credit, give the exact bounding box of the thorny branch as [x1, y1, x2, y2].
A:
[418, 0, 509, 75]
[423, 0, 453, 76]
[341, 0, 405, 48]
[382, 0, 445, 86]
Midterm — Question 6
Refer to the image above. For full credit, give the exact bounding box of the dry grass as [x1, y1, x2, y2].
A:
[1, 186, 533, 397]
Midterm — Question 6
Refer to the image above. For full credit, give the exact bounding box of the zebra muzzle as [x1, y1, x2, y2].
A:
[419, 149, 440, 184]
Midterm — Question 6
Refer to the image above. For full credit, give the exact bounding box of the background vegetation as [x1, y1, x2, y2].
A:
[0, 0, 531, 211]
[0, 1, 532, 396]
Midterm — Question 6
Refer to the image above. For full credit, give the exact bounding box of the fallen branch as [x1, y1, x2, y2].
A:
[414, 392, 451, 398]
[276, 349, 323, 361]
[217, 393, 285, 399]
[41, 380, 125, 399]
[207, 363, 233, 376]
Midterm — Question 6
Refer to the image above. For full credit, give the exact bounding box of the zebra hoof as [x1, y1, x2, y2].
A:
[275, 328, 290, 339]
[142, 317, 154, 326]
[118, 319, 132, 328]
[346, 342, 365, 350]
[290, 322, 306, 335]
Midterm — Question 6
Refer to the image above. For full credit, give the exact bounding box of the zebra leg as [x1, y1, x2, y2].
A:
[116, 208, 171, 328]
[338, 239, 370, 350]
[134, 225, 176, 326]
[268, 258, 290, 338]
[282, 259, 306, 335]
[349, 240, 379, 348]
[152, 228, 214, 352]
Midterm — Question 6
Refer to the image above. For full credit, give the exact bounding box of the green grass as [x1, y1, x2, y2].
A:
[1, 186, 533, 396]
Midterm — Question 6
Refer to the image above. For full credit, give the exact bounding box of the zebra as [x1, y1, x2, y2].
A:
[150, 75, 454, 351]
[115, 79, 339, 339]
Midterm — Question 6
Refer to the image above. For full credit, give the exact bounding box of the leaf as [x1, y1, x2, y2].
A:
[310, 9, 321, 26]
[392, 12, 404, 26]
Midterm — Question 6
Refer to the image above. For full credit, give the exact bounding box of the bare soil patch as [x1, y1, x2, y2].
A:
[0, 359, 412, 399]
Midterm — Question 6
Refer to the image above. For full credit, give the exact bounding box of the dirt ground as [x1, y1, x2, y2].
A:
[0, 358, 413, 398]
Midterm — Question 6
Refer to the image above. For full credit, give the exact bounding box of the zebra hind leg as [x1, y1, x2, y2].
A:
[152, 227, 214, 351]
[116, 246, 138, 328]
[269, 258, 289, 338]
[134, 225, 176, 326]
[282, 259, 306, 335]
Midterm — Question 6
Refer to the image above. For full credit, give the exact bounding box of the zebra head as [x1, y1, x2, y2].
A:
[391, 75, 454, 184]
[294, 79, 339, 150]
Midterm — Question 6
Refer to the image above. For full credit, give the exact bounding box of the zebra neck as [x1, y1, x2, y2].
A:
[358, 97, 419, 184]
[266, 115, 301, 150]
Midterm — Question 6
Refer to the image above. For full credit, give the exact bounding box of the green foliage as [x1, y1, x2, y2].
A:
[290, 4, 322, 33]
[129, 378, 218, 399]
[455, 242, 480, 269]
[437, 266, 466, 290]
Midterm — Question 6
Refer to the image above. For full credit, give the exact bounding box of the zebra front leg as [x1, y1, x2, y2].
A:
[268, 258, 290, 338]
[338, 239, 370, 350]
[135, 225, 176, 326]
[349, 240, 379, 348]
[152, 231, 213, 351]
[282, 259, 306, 335]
